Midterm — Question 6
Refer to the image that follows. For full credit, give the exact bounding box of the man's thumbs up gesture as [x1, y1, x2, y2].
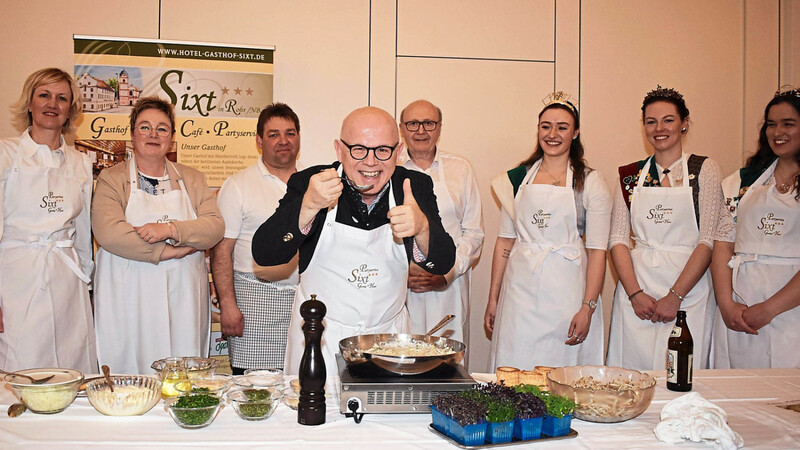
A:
[388, 178, 429, 243]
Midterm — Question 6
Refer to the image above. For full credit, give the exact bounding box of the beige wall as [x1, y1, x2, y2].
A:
[1, 0, 795, 372]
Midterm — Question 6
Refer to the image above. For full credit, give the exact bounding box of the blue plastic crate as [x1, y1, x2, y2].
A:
[486, 420, 514, 444]
[542, 414, 572, 437]
[429, 405, 449, 434]
[513, 416, 544, 440]
[448, 421, 487, 446]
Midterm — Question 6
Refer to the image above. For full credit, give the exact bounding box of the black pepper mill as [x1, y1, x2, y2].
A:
[298, 294, 326, 425]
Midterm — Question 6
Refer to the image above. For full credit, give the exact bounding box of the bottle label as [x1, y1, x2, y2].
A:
[667, 349, 677, 383]
[667, 350, 693, 385]
[670, 326, 681, 338]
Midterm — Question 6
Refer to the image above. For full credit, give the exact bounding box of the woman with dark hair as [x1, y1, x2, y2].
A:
[485, 92, 611, 369]
[92, 96, 224, 374]
[0, 68, 97, 373]
[606, 86, 724, 371]
[711, 87, 800, 368]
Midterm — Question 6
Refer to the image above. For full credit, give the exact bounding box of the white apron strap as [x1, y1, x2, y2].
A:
[636, 157, 654, 189]
[0, 238, 90, 285]
[520, 241, 583, 274]
[632, 236, 694, 267]
[325, 307, 405, 336]
[728, 253, 800, 305]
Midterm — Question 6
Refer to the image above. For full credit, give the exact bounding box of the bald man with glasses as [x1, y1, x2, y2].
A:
[252, 106, 455, 376]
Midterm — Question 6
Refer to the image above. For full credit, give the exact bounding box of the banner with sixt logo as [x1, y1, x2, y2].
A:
[72, 35, 274, 187]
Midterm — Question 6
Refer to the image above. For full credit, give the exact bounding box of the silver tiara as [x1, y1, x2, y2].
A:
[774, 85, 800, 98]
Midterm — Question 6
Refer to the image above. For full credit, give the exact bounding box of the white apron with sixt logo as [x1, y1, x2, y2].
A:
[0, 132, 96, 373]
[405, 154, 470, 347]
[607, 155, 713, 370]
[284, 166, 410, 376]
[94, 157, 209, 374]
[489, 162, 603, 369]
[712, 160, 800, 368]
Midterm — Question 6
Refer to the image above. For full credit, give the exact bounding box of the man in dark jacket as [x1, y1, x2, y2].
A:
[252, 106, 455, 375]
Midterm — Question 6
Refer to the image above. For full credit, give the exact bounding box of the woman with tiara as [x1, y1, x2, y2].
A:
[485, 92, 611, 369]
[606, 86, 724, 371]
[711, 87, 800, 368]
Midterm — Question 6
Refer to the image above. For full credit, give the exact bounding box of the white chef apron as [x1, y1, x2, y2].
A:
[284, 167, 410, 376]
[0, 141, 96, 373]
[406, 157, 470, 351]
[711, 161, 800, 368]
[94, 158, 209, 374]
[489, 162, 603, 370]
[607, 155, 713, 370]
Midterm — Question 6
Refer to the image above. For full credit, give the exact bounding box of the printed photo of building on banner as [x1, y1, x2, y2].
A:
[73, 36, 274, 365]
[72, 35, 274, 188]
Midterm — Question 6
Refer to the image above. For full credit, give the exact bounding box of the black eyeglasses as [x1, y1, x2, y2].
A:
[340, 140, 398, 161]
[403, 120, 439, 132]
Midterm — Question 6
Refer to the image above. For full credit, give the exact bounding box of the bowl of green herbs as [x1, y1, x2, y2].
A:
[226, 387, 282, 421]
[164, 393, 222, 429]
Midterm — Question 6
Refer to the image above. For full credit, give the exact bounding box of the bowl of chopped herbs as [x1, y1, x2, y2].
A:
[227, 387, 282, 421]
[164, 393, 222, 429]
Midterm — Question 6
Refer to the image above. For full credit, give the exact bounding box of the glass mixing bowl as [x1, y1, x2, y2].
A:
[546, 365, 656, 423]
[4, 368, 83, 414]
[86, 375, 162, 416]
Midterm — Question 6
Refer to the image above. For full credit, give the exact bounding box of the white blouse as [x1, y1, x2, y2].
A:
[609, 156, 724, 250]
[498, 168, 612, 250]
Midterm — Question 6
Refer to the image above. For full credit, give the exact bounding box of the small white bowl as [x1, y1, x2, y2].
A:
[282, 387, 299, 410]
[234, 368, 283, 388]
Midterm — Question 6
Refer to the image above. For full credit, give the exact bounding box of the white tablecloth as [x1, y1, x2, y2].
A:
[1, 369, 799, 449]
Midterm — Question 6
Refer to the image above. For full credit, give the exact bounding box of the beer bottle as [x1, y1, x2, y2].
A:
[667, 310, 693, 391]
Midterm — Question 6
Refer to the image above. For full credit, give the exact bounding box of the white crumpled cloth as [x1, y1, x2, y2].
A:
[654, 392, 744, 450]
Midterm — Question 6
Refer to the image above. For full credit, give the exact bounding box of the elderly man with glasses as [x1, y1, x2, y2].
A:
[398, 100, 484, 367]
[252, 106, 455, 376]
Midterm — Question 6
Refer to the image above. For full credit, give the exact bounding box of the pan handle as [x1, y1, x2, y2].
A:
[424, 314, 456, 337]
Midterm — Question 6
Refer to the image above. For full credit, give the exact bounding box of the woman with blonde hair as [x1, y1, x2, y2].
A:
[0, 68, 97, 373]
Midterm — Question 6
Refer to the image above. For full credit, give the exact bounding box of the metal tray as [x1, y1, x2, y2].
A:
[428, 424, 578, 448]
